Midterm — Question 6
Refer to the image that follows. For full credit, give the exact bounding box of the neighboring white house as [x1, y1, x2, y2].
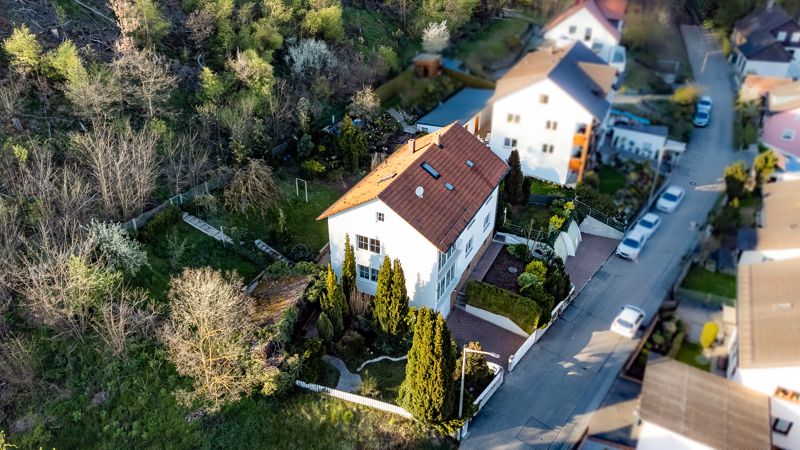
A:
[721, 180, 800, 449]
[488, 41, 617, 186]
[606, 123, 686, 160]
[542, 0, 627, 72]
[637, 358, 772, 450]
[415, 88, 493, 136]
[317, 124, 508, 318]
[729, 5, 800, 80]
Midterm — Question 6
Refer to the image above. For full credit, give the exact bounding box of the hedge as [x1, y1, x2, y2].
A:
[465, 280, 541, 334]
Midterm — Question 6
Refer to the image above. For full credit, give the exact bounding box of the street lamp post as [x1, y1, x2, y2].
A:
[458, 346, 500, 439]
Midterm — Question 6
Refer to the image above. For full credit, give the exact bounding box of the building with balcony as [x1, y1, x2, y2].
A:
[542, 0, 628, 72]
[317, 124, 508, 318]
[488, 41, 617, 185]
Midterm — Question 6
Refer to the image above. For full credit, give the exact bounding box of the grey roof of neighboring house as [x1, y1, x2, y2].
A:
[491, 42, 615, 121]
[416, 88, 493, 127]
[613, 123, 668, 137]
[734, 7, 795, 61]
[639, 358, 772, 450]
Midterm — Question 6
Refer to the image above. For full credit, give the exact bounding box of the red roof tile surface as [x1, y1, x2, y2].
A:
[318, 124, 508, 252]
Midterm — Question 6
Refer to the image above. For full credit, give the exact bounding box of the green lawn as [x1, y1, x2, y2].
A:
[131, 221, 261, 302]
[361, 359, 407, 403]
[343, 7, 417, 64]
[598, 166, 627, 196]
[673, 341, 710, 371]
[456, 18, 530, 76]
[529, 178, 573, 197]
[508, 204, 551, 234]
[680, 265, 737, 299]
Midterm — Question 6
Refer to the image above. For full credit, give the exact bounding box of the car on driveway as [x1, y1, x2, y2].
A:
[696, 95, 712, 113]
[633, 212, 661, 239]
[693, 109, 710, 127]
[616, 229, 648, 261]
[656, 185, 685, 213]
[611, 305, 646, 338]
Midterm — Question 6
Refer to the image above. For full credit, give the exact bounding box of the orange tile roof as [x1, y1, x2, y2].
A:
[597, 0, 627, 21]
[543, 0, 621, 40]
[318, 124, 509, 252]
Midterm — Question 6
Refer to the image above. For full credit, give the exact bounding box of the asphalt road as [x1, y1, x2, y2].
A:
[461, 26, 747, 450]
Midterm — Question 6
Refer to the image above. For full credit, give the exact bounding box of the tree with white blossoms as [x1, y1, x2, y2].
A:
[87, 220, 149, 274]
[422, 21, 450, 53]
[287, 39, 337, 79]
[348, 86, 380, 121]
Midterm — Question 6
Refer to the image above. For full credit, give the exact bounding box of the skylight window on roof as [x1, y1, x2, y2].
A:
[465, 159, 474, 168]
[444, 182, 454, 191]
[420, 162, 441, 179]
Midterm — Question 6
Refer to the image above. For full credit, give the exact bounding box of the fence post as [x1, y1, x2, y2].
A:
[132, 217, 137, 231]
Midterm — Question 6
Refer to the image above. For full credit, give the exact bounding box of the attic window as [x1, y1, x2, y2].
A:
[420, 162, 441, 179]
[444, 182, 454, 191]
[465, 159, 474, 168]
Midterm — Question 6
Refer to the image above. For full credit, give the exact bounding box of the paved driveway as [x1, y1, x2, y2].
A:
[461, 26, 746, 450]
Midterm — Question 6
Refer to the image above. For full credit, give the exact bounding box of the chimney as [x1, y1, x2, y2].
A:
[434, 134, 442, 148]
[409, 138, 416, 153]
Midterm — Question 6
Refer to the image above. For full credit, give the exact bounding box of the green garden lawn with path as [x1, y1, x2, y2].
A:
[680, 265, 737, 299]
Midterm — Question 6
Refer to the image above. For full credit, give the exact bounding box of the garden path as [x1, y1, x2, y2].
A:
[387, 108, 417, 134]
[322, 355, 362, 392]
[182, 213, 233, 244]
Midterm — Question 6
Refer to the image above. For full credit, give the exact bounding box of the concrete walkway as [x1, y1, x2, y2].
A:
[182, 213, 233, 244]
[462, 25, 743, 450]
[322, 355, 362, 392]
[387, 108, 417, 134]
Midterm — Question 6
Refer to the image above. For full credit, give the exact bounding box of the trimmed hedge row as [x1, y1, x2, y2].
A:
[465, 280, 541, 334]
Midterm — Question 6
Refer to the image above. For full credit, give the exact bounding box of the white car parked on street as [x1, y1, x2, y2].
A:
[611, 305, 646, 338]
[633, 212, 662, 239]
[656, 185, 685, 213]
[616, 229, 648, 261]
[697, 95, 712, 113]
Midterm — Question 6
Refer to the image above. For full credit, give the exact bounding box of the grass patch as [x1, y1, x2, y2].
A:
[598, 166, 627, 195]
[680, 265, 736, 299]
[508, 204, 552, 232]
[343, 7, 417, 64]
[456, 18, 530, 76]
[131, 221, 261, 302]
[465, 280, 541, 334]
[361, 359, 407, 403]
[529, 178, 573, 197]
[673, 341, 710, 371]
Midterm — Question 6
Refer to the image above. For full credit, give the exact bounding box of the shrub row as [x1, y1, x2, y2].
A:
[138, 204, 182, 242]
[465, 280, 541, 334]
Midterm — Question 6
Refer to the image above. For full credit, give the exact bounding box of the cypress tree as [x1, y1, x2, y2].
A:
[373, 256, 393, 330]
[323, 264, 344, 333]
[317, 311, 334, 342]
[341, 234, 356, 302]
[504, 150, 524, 205]
[338, 116, 367, 172]
[387, 259, 409, 338]
[398, 308, 456, 423]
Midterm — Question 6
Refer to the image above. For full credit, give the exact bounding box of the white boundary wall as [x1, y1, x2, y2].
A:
[508, 285, 576, 372]
[464, 304, 530, 337]
[295, 380, 414, 418]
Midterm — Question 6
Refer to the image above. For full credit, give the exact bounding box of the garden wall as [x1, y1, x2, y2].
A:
[464, 304, 529, 337]
[579, 216, 624, 240]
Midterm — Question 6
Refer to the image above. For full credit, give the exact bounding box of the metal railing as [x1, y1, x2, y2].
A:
[572, 199, 627, 232]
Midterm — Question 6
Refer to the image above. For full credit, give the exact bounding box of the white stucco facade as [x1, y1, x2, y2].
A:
[544, 7, 621, 63]
[637, 422, 713, 450]
[489, 80, 596, 184]
[731, 365, 800, 449]
[732, 50, 792, 79]
[326, 187, 500, 318]
[609, 127, 667, 159]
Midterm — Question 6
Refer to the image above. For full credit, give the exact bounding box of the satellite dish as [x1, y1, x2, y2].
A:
[415, 186, 424, 198]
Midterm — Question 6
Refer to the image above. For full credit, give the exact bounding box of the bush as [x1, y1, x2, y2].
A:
[139, 204, 182, 242]
[334, 329, 367, 366]
[301, 159, 326, 178]
[298, 338, 326, 383]
[506, 244, 531, 261]
[289, 244, 315, 262]
[317, 312, 334, 343]
[465, 281, 541, 334]
[672, 84, 700, 105]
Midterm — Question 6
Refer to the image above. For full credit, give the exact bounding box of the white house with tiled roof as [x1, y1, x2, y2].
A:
[488, 42, 617, 186]
[317, 124, 508, 317]
[725, 180, 800, 449]
[543, 0, 627, 70]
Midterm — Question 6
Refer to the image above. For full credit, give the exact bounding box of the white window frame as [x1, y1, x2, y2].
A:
[568, 25, 577, 35]
[503, 137, 518, 148]
[483, 213, 491, 231]
[778, 31, 788, 42]
[357, 264, 378, 282]
[465, 237, 473, 256]
[773, 418, 793, 435]
[376, 212, 384, 222]
[792, 32, 800, 43]
[782, 129, 796, 141]
[438, 244, 456, 270]
[436, 265, 455, 300]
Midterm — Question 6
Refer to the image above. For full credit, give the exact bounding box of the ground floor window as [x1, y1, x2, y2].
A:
[357, 264, 378, 282]
[436, 265, 455, 299]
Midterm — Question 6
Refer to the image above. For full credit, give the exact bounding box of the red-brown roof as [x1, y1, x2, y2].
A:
[543, 0, 622, 40]
[318, 124, 508, 252]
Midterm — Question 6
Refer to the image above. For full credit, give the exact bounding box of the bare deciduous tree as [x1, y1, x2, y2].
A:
[72, 122, 160, 220]
[162, 132, 210, 194]
[64, 71, 123, 123]
[92, 287, 158, 358]
[223, 159, 281, 218]
[0, 202, 21, 311]
[0, 335, 38, 404]
[187, 7, 216, 48]
[160, 268, 257, 411]
[113, 44, 176, 118]
[265, 78, 294, 142]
